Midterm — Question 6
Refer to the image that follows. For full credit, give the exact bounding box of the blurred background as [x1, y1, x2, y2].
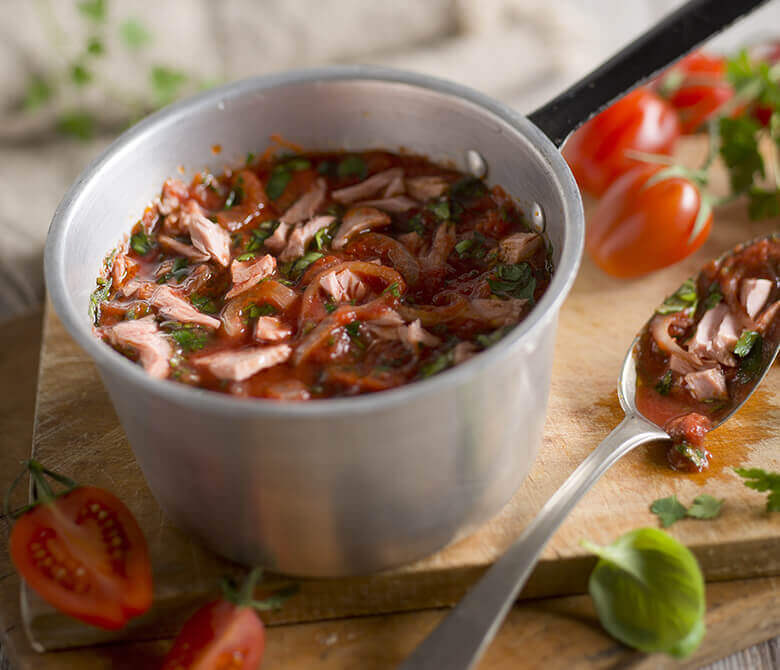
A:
[1, 0, 778, 321]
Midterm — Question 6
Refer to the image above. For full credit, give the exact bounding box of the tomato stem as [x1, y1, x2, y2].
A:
[3, 460, 79, 519]
[220, 568, 298, 612]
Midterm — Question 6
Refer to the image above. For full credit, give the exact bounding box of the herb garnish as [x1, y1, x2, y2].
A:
[733, 330, 759, 357]
[734, 467, 780, 512]
[157, 257, 189, 283]
[130, 230, 153, 255]
[583, 528, 706, 658]
[427, 199, 450, 221]
[702, 285, 723, 311]
[235, 252, 256, 262]
[246, 220, 280, 251]
[88, 277, 112, 325]
[650, 494, 723, 527]
[224, 186, 243, 209]
[655, 370, 673, 395]
[382, 282, 401, 298]
[288, 251, 323, 279]
[314, 221, 338, 250]
[488, 263, 536, 302]
[336, 155, 368, 179]
[735, 332, 764, 383]
[246, 303, 277, 319]
[420, 350, 454, 378]
[166, 323, 209, 352]
[476, 326, 511, 349]
[190, 293, 218, 314]
[449, 176, 487, 201]
[673, 442, 710, 471]
[266, 167, 292, 201]
[656, 278, 698, 315]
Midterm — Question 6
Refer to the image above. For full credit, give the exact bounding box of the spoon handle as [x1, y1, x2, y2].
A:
[528, 0, 770, 146]
[397, 413, 668, 670]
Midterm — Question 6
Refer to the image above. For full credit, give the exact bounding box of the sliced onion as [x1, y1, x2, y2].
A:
[649, 314, 702, 369]
[345, 233, 420, 285]
[398, 293, 467, 327]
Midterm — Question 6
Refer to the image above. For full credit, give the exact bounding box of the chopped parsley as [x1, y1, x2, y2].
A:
[246, 220, 279, 251]
[246, 152, 256, 165]
[314, 221, 338, 250]
[655, 370, 673, 395]
[266, 167, 292, 201]
[382, 282, 401, 298]
[427, 199, 450, 221]
[345, 320, 361, 338]
[405, 213, 426, 235]
[288, 251, 323, 279]
[130, 230, 153, 255]
[324, 300, 337, 314]
[336, 155, 367, 179]
[733, 330, 759, 357]
[235, 252, 256, 262]
[734, 467, 780, 512]
[488, 262, 536, 302]
[476, 326, 511, 349]
[420, 350, 454, 378]
[167, 323, 209, 352]
[455, 231, 488, 259]
[88, 277, 112, 325]
[673, 442, 709, 471]
[735, 332, 764, 383]
[157, 257, 189, 283]
[247, 303, 277, 319]
[656, 278, 698, 315]
[224, 185, 243, 209]
[449, 176, 487, 201]
[650, 495, 687, 528]
[190, 293, 218, 314]
[455, 238, 475, 256]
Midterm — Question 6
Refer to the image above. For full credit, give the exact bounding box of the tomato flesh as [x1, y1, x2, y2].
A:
[162, 600, 266, 670]
[9, 486, 153, 629]
[586, 165, 712, 278]
[563, 87, 680, 196]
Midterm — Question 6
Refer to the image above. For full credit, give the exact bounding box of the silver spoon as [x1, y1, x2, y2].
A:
[399, 254, 779, 669]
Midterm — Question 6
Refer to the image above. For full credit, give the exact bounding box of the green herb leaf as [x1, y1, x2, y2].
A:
[382, 282, 401, 298]
[282, 157, 311, 172]
[23, 76, 53, 110]
[224, 186, 243, 209]
[583, 528, 706, 658]
[735, 333, 764, 383]
[77, 0, 106, 22]
[235, 252, 256, 262]
[88, 277, 112, 325]
[168, 324, 209, 352]
[449, 176, 487, 201]
[673, 442, 710, 471]
[247, 303, 276, 319]
[266, 167, 292, 201]
[69, 63, 91, 86]
[130, 230, 153, 255]
[314, 222, 337, 250]
[324, 300, 337, 314]
[702, 285, 722, 311]
[190, 293, 218, 314]
[246, 220, 280, 251]
[345, 320, 361, 338]
[656, 278, 698, 315]
[734, 467, 780, 513]
[488, 263, 536, 302]
[655, 370, 673, 396]
[86, 37, 104, 56]
[150, 66, 188, 105]
[686, 494, 724, 520]
[57, 110, 95, 140]
[650, 495, 688, 528]
[455, 238, 476, 256]
[476, 326, 511, 349]
[734, 330, 759, 357]
[420, 350, 453, 378]
[427, 199, 450, 221]
[119, 19, 151, 49]
[289, 251, 323, 278]
[748, 187, 780, 220]
[719, 116, 765, 194]
[337, 155, 368, 179]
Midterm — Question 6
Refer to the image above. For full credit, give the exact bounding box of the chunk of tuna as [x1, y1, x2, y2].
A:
[118, 278, 156, 300]
[422, 223, 457, 270]
[689, 303, 737, 366]
[740, 278, 772, 319]
[383, 174, 405, 198]
[196, 344, 292, 381]
[279, 215, 336, 262]
[669, 353, 696, 375]
[159, 179, 189, 215]
[399, 319, 441, 349]
[105, 316, 171, 379]
[332, 168, 404, 204]
[226, 254, 277, 298]
[150, 286, 221, 329]
[355, 196, 418, 213]
[254, 316, 292, 342]
[684, 367, 728, 402]
[111, 253, 139, 289]
[320, 268, 368, 302]
[263, 221, 293, 254]
[181, 201, 231, 267]
[498, 232, 543, 264]
[280, 178, 327, 224]
[406, 176, 449, 202]
[332, 207, 391, 250]
[158, 234, 211, 262]
[712, 312, 739, 366]
[756, 299, 780, 332]
[469, 298, 527, 327]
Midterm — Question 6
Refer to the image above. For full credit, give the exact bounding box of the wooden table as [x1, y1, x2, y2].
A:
[0, 303, 777, 670]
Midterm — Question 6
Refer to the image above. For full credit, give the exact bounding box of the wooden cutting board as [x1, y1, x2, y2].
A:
[23, 137, 780, 651]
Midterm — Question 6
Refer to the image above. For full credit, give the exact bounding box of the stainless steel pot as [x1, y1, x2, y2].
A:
[45, 67, 583, 576]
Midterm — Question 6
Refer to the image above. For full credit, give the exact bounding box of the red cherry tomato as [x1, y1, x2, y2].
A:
[162, 569, 293, 670]
[162, 599, 266, 670]
[563, 87, 680, 197]
[661, 52, 734, 134]
[8, 462, 153, 630]
[586, 164, 712, 278]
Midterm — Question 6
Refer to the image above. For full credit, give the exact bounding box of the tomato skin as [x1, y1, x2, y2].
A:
[161, 600, 266, 670]
[563, 88, 680, 197]
[663, 52, 734, 134]
[586, 165, 712, 278]
[9, 486, 153, 630]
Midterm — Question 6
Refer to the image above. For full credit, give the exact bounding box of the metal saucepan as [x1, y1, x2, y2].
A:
[44, 0, 765, 576]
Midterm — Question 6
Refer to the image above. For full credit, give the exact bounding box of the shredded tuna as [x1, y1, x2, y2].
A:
[355, 196, 418, 213]
[756, 299, 780, 332]
[399, 319, 440, 349]
[158, 234, 211, 262]
[383, 174, 406, 198]
[406, 176, 449, 201]
[650, 314, 702, 370]
[119, 278, 155, 300]
[689, 303, 737, 367]
[180, 201, 231, 267]
[422, 223, 457, 270]
[498, 232, 543, 264]
[263, 221, 293, 254]
[112, 253, 139, 289]
[332, 168, 404, 204]
[159, 179, 189, 215]
[196, 344, 292, 381]
[740, 278, 772, 319]
[320, 268, 368, 303]
[280, 178, 327, 224]
[254, 316, 292, 342]
[150, 286, 221, 329]
[226, 254, 277, 299]
[279, 215, 336, 262]
[105, 316, 171, 379]
[684, 367, 728, 402]
[332, 207, 391, 250]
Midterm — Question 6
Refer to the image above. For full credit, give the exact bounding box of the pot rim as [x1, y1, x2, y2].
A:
[44, 64, 584, 418]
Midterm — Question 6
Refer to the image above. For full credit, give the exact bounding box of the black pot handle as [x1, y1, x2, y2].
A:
[528, 0, 770, 147]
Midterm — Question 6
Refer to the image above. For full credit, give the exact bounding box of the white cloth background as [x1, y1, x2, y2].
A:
[1, 0, 778, 321]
